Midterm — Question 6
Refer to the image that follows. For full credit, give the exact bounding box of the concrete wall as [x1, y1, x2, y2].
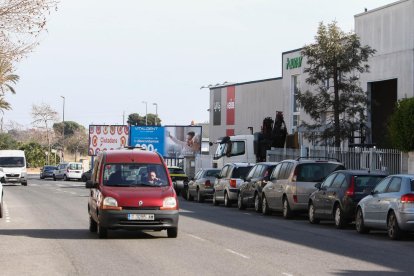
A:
[355, 0, 414, 99]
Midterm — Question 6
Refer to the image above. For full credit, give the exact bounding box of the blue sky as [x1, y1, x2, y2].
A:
[6, 0, 395, 129]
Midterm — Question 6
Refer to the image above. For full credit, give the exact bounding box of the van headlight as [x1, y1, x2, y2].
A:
[102, 197, 122, 210]
[161, 197, 177, 210]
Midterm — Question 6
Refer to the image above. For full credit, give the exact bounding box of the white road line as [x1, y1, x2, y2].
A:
[243, 213, 251, 215]
[179, 209, 194, 213]
[187, 234, 206, 242]
[4, 204, 10, 223]
[225, 249, 250, 259]
[282, 273, 293, 276]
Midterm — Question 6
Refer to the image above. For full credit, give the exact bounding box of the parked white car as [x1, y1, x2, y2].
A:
[53, 162, 83, 181]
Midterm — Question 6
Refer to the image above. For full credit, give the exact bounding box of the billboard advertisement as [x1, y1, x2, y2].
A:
[88, 125, 129, 156]
[129, 125, 202, 158]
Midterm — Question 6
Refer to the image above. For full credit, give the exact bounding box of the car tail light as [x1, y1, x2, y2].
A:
[401, 194, 414, 203]
[346, 176, 355, 197]
[205, 180, 211, 187]
[292, 167, 299, 182]
[230, 179, 237, 188]
[293, 195, 298, 203]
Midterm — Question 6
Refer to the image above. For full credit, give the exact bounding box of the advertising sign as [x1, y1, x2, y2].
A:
[88, 125, 129, 156]
[129, 125, 202, 158]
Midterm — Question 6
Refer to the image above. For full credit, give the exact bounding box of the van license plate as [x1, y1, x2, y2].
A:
[128, 214, 154, 220]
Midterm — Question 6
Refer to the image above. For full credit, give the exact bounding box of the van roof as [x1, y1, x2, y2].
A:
[103, 149, 163, 164]
[0, 150, 25, 157]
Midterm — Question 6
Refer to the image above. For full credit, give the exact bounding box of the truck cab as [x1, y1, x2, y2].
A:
[212, 135, 256, 169]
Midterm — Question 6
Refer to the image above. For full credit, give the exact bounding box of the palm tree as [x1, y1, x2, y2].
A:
[0, 58, 19, 95]
[0, 96, 11, 112]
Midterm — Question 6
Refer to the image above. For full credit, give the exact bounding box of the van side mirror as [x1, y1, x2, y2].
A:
[85, 180, 96, 189]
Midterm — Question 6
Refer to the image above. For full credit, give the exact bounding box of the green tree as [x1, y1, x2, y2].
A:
[53, 121, 85, 137]
[19, 142, 48, 167]
[297, 21, 376, 147]
[127, 113, 161, 126]
[66, 129, 88, 161]
[0, 133, 19, 149]
[388, 98, 414, 152]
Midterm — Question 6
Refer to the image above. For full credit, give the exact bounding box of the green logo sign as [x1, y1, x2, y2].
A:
[286, 56, 303, 70]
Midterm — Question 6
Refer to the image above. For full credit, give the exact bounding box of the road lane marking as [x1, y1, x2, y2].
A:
[4, 203, 10, 223]
[187, 234, 206, 241]
[179, 209, 194, 213]
[282, 273, 293, 276]
[225, 249, 250, 259]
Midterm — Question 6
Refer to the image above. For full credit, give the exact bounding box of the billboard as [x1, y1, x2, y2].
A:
[88, 125, 129, 156]
[129, 125, 202, 158]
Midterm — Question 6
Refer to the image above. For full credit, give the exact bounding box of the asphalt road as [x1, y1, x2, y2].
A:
[1, 176, 413, 275]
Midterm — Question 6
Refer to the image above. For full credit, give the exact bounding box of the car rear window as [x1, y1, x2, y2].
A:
[205, 170, 220, 177]
[69, 163, 82, 170]
[44, 166, 56, 170]
[232, 166, 253, 179]
[411, 180, 414, 191]
[296, 163, 345, 182]
[354, 175, 386, 192]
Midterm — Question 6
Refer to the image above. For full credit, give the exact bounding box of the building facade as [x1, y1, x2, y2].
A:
[208, 0, 414, 149]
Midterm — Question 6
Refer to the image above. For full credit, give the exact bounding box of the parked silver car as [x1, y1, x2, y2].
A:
[213, 163, 254, 207]
[187, 168, 221, 202]
[356, 174, 414, 240]
[261, 158, 345, 218]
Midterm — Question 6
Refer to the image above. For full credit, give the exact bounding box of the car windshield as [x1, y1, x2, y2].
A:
[168, 167, 185, 174]
[232, 166, 253, 179]
[44, 166, 56, 170]
[104, 163, 168, 187]
[0, 157, 25, 168]
[296, 163, 345, 182]
[354, 175, 386, 192]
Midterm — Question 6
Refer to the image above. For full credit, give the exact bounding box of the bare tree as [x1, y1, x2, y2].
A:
[0, 0, 58, 61]
[66, 129, 88, 162]
[31, 103, 58, 163]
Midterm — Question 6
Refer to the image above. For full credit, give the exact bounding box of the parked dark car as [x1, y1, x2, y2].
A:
[186, 168, 221, 202]
[40, 165, 57, 179]
[82, 169, 92, 182]
[308, 170, 387, 228]
[238, 162, 278, 212]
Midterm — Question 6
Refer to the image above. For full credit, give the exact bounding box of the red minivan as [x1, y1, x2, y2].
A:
[86, 148, 179, 238]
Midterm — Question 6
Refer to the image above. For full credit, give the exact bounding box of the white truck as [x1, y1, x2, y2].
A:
[0, 150, 28, 186]
[212, 113, 288, 169]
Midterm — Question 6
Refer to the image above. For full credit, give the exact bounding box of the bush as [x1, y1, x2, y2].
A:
[388, 98, 414, 152]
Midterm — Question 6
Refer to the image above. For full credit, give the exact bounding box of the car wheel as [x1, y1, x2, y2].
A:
[237, 193, 245, 210]
[387, 211, 403, 240]
[254, 193, 262, 213]
[97, 223, 108, 239]
[308, 202, 320, 224]
[63, 175, 68, 181]
[355, 208, 369, 234]
[187, 188, 193, 201]
[22, 182, 27, 186]
[212, 191, 219, 206]
[40, 176, 44, 179]
[197, 189, 204, 203]
[181, 188, 188, 200]
[224, 192, 231, 207]
[334, 205, 346, 229]
[262, 195, 270, 215]
[89, 216, 97, 233]
[53, 175, 56, 181]
[82, 176, 87, 182]
[167, 227, 178, 238]
[282, 197, 293, 219]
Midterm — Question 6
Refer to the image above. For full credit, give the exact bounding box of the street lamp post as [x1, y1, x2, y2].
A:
[60, 96, 65, 161]
[142, 101, 148, 125]
[153, 103, 158, 125]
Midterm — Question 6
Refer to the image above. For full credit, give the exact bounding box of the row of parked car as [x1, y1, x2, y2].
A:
[40, 162, 91, 181]
[182, 158, 414, 240]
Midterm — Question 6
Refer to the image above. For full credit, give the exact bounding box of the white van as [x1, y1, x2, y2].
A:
[0, 150, 28, 186]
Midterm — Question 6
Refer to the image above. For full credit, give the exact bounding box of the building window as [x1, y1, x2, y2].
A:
[292, 75, 301, 133]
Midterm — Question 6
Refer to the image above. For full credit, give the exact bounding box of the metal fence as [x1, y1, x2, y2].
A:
[266, 146, 406, 174]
